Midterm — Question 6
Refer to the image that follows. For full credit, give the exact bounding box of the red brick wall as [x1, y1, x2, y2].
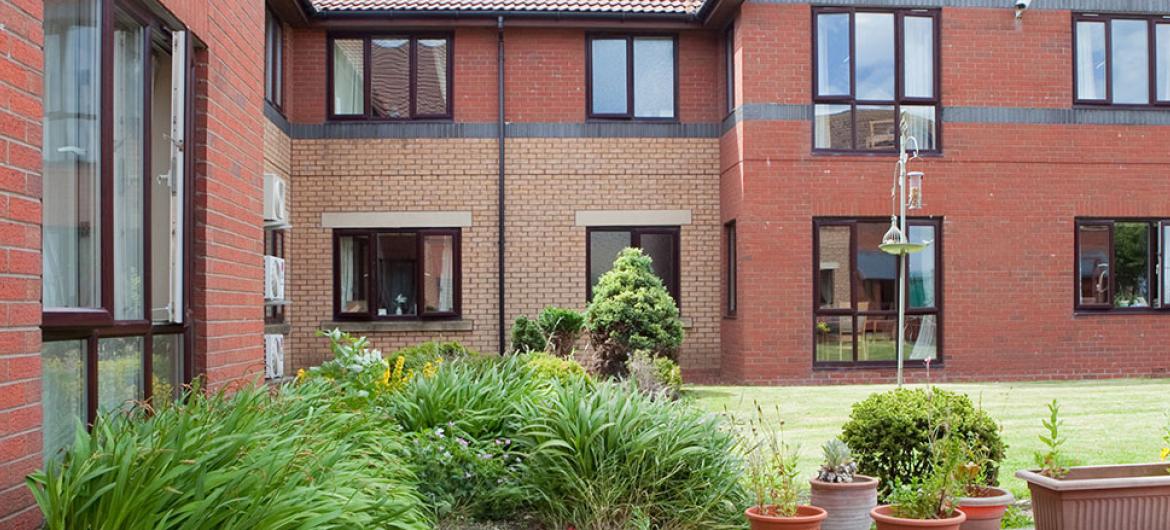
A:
[0, 0, 43, 526]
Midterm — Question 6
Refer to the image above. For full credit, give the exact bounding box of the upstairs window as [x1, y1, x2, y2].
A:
[334, 229, 461, 320]
[587, 34, 677, 120]
[813, 8, 940, 153]
[329, 34, 453, 120]
[1076, 219, 1169, 311]
[1074, 14, 1170, 106]
[264, 9, 283, 108]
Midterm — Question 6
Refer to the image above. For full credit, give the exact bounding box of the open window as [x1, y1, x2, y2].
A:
[151, 30, 186, 324]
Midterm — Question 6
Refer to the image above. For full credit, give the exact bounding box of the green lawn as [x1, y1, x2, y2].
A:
[689, 378, 1170, 500]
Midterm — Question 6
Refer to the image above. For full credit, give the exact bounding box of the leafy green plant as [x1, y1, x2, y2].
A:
[886, 435, 967, 520]
[520, 380, 745, 530]
[1035, 399, 1071, 479]
[816, 438, 859, 483]
[509, 316, 546, 354]
[27, 381, 430, 530]
[404, 425, 530, 522]
[744, 404, 802, 517]
[840, 387, 1006, 495]
[523, 352, 592, 388]
[537, 306, 586, 358]
[1001, 505, 1034, 529]
[626, 350, 683, 399]
[585, 248, 684, 376]
[392, 340, 474, 372]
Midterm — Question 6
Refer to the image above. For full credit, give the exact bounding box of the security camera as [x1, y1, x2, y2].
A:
[1015, 0, 1031, 18]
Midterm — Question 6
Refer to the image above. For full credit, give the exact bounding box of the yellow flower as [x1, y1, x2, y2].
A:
[295, 369, 306, 382]
[380, 366, 391, 387]
[1160, 447, 1169, 462]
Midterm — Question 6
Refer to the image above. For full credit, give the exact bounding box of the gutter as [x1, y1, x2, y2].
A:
[313, 9, 700, 24]
[496, 15, 507, 355]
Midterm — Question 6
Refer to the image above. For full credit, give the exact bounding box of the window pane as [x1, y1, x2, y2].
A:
[815, 316, 852, 362]
[416, 38, 450, 116]
[42, 340, 86, 460]
[591, 38, 628, 115]
[855, 13, 895, 101]
[856, 105, 896, 151]
[113, 16, 146, 320]
[98, 336, 144, 414]
[333, 39, 365, 115]
[43, 0, 101, 309]
[589, 230, 632, 295]
[816, 13, 851, 96]
[151, 45, 177, 322]
[1076, 22, 1107, 100]
[905, 314, 937, 362]
[1163, 224, 1170, 306]
[339, 235, 369, 313]
[422, 234, 455, 313]
[904, 16, 934, 99]
[152, 334, 183, 407]
[1112, 20, 1150, 104]
[378, 233, 417, 316]
[640, 232, 677, 301]
[815, 104, 852, 150]
[1078, 224, 1110, 306]
[370, 38, 409, 118]
[856, 222, 896, 311]
[818, 225, 851, 310]
[633, 37, 675, 118]
[857, 315, 898, 361]
[265, 12, 276, 102]
[1157, 25, 1170, 101]
[1114, 222, 1150, 308]
[901, 106, 937, 152]
[908, 224, 936, 309]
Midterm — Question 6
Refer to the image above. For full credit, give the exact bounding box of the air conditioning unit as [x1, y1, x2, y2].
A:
[264, 334, 285, 379]
[263, 173, 287, 223]
[264, 255, 285, 301]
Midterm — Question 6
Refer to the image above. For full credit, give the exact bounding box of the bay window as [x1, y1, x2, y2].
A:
[813, 8, 940, 152]
[329, 34, 453, 120]
[333, 229, 461, 320]
[1076, 219, 1169, 310]
[814, 219, 942, 366]
[1074, 14, 1170, 106]
[587, 227, 680, 304]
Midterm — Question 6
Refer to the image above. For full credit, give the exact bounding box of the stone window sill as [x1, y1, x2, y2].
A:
[320, 320, 474, 333]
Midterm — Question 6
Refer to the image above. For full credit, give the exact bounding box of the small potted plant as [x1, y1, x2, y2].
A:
[810, 438, 879, 530]
[745, 406, 828, 530]
[953, 449, 1013, 530]
[870, 436, 967, 530]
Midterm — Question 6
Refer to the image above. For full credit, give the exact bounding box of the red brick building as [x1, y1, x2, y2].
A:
[2, 0, 1170, 526]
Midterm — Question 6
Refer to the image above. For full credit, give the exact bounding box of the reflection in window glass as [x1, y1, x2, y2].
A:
[857, 222, 896, 311]
[1078, 224, 1110, 306]
[1114, 222, 1150, 308]
[1163, 224, 1170, 304]
[1112, 20, 1150, 105]
[423, 234, 455, 313]
[855, 13, 895, 101]
[591, 39, 628, 115]
[908, 225, 936, 309]
[416, 38, 449, 116]
[339, 235, 369, 313]
[816, 13, 850, 96]
[1076, 21, 1107, 100]
[815, 315, 852, 362]
[43, 0, 102, 309]
[113, 16, 146, 321]
[42, 340, 86, 460]
[815, 104, 852, 150]
[818, 225, 851, 310]
[633, 38, 675, 118]
[333, 39, 365, 115]
[640, 232, 677, 299]
[98, 336, 144, 414]
[858, 315, 899, 362]
[904, 17, 934, 99]
[1157, 25, 1170, 101]
[153, 334, 183, 407]
[370, 38, 409, 118]
[377, 233, 416, 316]
[856, 105, 896, 151]
[906, 314, 937, 361]
[588, 231, 631, 291]
[901, 106, 937, 151]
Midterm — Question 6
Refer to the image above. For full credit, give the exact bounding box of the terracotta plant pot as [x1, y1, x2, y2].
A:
[869, 505, 966, 530]
[956, 486, 1013, 530]
[745, 505, 829, 530]
[1016, 462, 1170, 530]
[810, 475, 880, 530]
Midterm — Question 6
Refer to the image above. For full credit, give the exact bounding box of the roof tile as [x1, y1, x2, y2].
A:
[311, 0, 705, 15]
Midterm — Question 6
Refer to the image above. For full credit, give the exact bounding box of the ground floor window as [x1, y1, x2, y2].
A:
[1076, 219, 1169, 310]
[726, 221, 736, 316]
[333, 228, 461, 320]
[587, 226, 680, 304]
[813, 218, 941, 366]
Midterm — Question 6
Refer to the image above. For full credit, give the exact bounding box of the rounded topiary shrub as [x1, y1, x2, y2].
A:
[536, 306, 586, 358]
[585, 248, 683, 376]
[510, 315, 546, 354]
[840, 387, 1006, 493]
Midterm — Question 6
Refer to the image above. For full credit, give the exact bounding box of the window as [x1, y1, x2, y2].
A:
[1075, 219, 1169, 310]
[587, 227, 680, 304]
[813, 219, 942, 366]
[41, 0, 191, 459]
[1074, 14, 1170, 106]
[813, 8, 940, 152]
[725, 24, 735, 115]
[726, 222, 737, 315]
[333, 229, 461, 320]
[587, 35, 677, 120]
[328, 34, 453, 120]
[265, 229, 285, 324]
[265, 9, 283, 108]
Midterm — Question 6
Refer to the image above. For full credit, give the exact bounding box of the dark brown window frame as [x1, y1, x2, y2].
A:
[811, 7, 942, 154]
[812, 217, 944, 368]
[586, 226, 681, 305]
[265, 7, 283, 110]
[326, 32, 455, 121]
[585, 33, 680, 121]
[1072, 13, 1170, 108]
[41, 0, 196, 428]
[265, 229, 285, 324]
[1074, 218, 1168, 312]
[331, 228, 462, 321]
[725, 221, 736, 316]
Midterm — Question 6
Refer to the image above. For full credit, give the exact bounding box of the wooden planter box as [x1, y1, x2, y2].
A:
[1016, 463, 1170, 530]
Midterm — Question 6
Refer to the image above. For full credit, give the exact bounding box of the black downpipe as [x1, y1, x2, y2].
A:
[496, 16, 507, 355]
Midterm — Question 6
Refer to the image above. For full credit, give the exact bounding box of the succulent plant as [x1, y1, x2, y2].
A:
[817, 438, 859, 483]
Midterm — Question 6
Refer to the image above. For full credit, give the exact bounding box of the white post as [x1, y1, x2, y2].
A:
[896, 123, 909, 387]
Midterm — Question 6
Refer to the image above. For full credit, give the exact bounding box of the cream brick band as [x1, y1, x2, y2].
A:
[321, 211, 473, 229]
[574, 210, 692, 227]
